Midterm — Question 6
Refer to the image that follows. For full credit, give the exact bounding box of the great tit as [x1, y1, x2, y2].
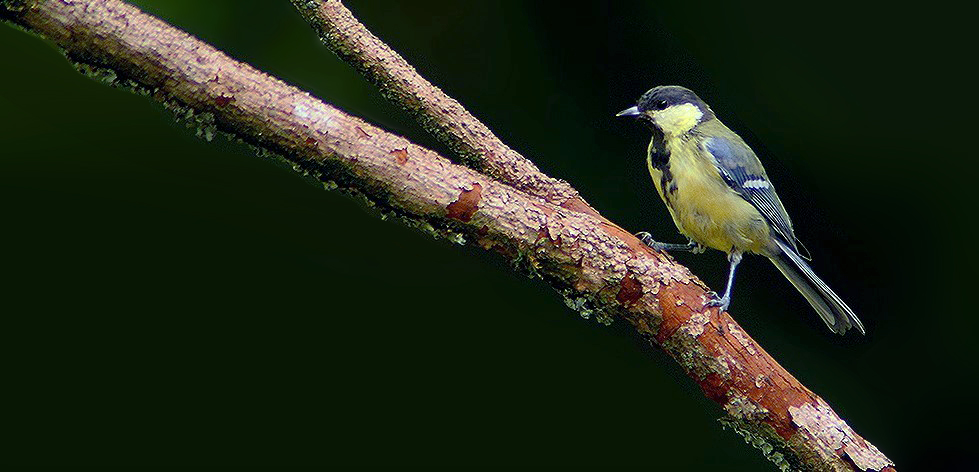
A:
[617, 85, 864, 335]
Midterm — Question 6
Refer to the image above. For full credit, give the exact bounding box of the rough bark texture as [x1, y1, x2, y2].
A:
[0, 1, 894, 470]
[289, 0, 601, 218]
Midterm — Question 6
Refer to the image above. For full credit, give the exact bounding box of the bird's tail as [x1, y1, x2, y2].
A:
[768, 239, 865, 335]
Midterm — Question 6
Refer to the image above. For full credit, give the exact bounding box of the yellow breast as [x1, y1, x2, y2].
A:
[648, 140, 772, 254]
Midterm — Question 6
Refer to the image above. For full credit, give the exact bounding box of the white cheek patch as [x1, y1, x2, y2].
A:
[742, 179, 770, 189]
[653, 103, 704, 135]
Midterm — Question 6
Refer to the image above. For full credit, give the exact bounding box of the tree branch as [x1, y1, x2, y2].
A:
[1, 1, 893, 470]
[289, 0, 601, 217]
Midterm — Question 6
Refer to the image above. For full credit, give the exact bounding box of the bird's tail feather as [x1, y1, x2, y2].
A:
[768, 239, 865, 335]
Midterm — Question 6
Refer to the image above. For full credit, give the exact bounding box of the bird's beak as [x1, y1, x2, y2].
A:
[616, 106, 641, 117]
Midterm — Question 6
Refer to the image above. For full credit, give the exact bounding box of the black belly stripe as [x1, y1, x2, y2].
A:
[660, 163, 678, 206]
[647, 126, 676, 207]
[648, 126, 669, 169]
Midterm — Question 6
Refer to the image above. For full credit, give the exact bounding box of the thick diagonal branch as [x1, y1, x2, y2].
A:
[289, 0, 601, 217]
[0, 1, 893, 471]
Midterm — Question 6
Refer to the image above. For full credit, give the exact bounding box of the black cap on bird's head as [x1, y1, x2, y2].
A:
[617, 86, 715, 133]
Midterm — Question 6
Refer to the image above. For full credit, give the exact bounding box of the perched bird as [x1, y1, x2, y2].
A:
[617, 85, 864, 335]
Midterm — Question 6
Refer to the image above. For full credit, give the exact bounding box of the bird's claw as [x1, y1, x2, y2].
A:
[635, 232, 704, 253]
[705, 291, 731, 312]
[635, 231, 655, 247]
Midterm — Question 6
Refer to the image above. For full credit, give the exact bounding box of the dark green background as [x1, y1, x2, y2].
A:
[3, 0, 974, 469]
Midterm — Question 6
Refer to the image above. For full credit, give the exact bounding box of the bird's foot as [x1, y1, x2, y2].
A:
[705, 291, 731, 312]
[635, 232, 703, 253]
[636, 231, 656, 247]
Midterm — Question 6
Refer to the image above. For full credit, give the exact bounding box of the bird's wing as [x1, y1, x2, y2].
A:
[703, 135, 798, 250]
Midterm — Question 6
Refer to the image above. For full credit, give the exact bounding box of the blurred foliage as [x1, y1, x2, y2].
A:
[2, 0, 974, 468]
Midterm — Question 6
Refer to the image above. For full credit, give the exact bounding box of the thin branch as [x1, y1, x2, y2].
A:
[289, 0, 601, 217]
[1, 1, 894, 470]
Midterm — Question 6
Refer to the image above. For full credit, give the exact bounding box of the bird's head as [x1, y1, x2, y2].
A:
[617, 85, 715, 136]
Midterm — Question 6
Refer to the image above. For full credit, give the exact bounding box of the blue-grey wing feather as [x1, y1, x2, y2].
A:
[703, 136, 798, 250]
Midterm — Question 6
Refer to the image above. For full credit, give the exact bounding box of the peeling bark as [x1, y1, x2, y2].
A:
[0, 1, 894, 470]
[289, 0, 602, 218]
[445, 182, 482, 223]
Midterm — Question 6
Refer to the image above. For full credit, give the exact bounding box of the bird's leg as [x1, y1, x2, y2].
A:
[635, 232, 705, 253]
[706, 251, 743, 312]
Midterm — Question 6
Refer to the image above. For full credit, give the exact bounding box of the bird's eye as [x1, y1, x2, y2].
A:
[654, 99, 669, 110]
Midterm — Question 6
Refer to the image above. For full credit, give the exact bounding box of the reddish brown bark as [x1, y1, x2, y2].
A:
[1, 1, 894, 470]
